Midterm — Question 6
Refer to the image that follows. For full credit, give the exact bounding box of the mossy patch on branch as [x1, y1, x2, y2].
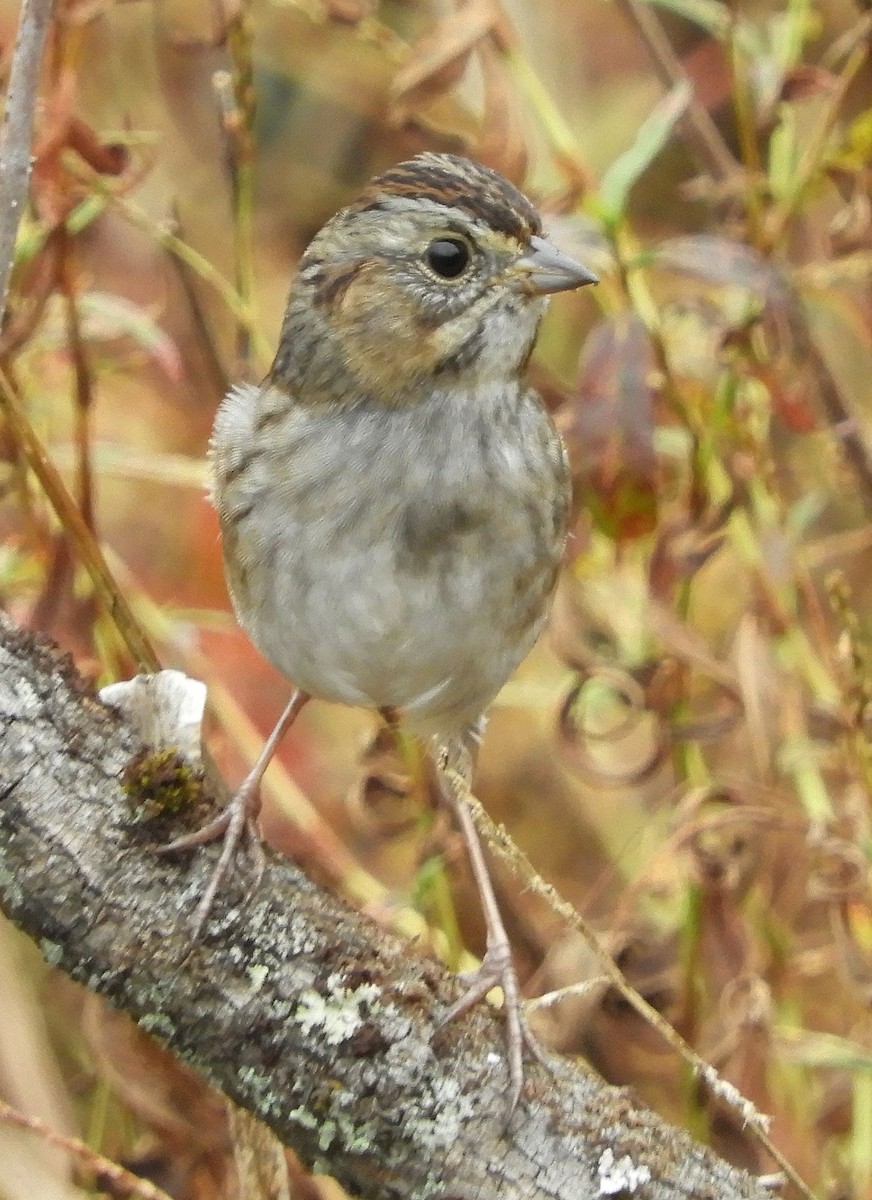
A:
[120, 746, 206, 826]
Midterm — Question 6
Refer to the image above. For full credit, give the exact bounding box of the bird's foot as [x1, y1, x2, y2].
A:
[439, 929, 547, 1124]
[156, 773, 266, 943]
[156, 689, 308, 942]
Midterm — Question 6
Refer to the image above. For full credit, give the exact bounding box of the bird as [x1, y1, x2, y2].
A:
[163, 152, 597, 1116]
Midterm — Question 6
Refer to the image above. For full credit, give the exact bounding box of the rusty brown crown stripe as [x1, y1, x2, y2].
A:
[350, 153, 541, 243]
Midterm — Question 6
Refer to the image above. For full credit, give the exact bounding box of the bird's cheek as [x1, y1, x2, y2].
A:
[336, 280, 445, 401]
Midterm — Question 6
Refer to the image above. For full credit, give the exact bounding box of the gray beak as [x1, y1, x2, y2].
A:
[509, 234, 598, 295]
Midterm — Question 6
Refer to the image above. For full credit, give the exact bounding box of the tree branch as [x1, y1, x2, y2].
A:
[0, 614, 774, 1200]
[0, 0, 54, 314]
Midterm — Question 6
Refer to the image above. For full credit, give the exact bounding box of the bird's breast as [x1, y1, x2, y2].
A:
[210, 380, 569, 731]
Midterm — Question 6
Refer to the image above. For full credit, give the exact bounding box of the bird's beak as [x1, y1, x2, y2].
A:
[509, 235, 598, 295]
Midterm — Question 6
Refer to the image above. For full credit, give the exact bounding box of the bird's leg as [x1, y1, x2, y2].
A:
[436, 728, 538, 1120]
[158, 688, 310, 939]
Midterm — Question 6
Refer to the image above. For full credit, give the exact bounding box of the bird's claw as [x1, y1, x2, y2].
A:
[156, 779, 264, 944]
[439, 939, 543, 1124]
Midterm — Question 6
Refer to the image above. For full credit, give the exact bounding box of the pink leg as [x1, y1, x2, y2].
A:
[437, 732, 543, 1122]
[159, 689, 309, 940]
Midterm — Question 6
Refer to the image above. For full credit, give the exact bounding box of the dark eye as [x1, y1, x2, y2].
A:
[425, 237, 471, 280]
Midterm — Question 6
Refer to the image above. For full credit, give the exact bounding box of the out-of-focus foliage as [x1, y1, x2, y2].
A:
[3, 0, 872, 1196]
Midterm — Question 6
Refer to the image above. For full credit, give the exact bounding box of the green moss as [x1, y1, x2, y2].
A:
[120, 747, 205, 824]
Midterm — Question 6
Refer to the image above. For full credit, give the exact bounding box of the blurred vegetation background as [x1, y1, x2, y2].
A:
[3, 0, 872, 1195]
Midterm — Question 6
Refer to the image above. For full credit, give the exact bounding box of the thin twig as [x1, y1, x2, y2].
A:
[61, 156, 272, 368]
[168, 205, 230, 398]
[449, 776, 819, 1200]
[0, 0, 54, 314]
[0, 366, 159, 672]
[217, 0, 258, 371]
[58, 227, 96, 530]
[617, 0, 740, 184]
[0, 1099, 175, 1200]
[763, 44, 868, 250]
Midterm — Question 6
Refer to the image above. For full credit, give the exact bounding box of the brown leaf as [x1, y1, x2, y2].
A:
[753, 360, 819, 433]
[779, 64, 837, 103]
[322, 0, 377, 24]
[474, 40, 528, 183]
[562, 313, 658, 542]
[648, 507, 730, 601]
[227, 1105, 293, 1200]
[66, 115, 129, 176]
[656, 235, 791, 310]
[56, 0, 117, 24]
[391, 0, 501, 113]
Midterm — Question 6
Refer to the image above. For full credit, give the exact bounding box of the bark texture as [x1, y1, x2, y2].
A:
[0, 615, 773, 1200]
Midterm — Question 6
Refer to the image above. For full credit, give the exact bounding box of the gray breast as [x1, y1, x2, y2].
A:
[209, 380, 569, 732]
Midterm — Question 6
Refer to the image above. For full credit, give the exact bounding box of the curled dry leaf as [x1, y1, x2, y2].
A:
[806, 835, 867, 903]
[681, 809, 759, 1005]
[634, 653, 740, 746]
[683, 806, 764, 896]
[648, 508, 731, 603]
[32, 103, 144, 233]
[555, 603, 744, 786]
[345, 723, 436, 843]
[706, 976, 776, 1141]
[561, 313, 658, 543]
[557, 667, 669, 787]
[719, 975, 775, 1030]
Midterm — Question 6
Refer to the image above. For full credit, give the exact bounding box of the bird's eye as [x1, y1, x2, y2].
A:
[425, 237, 472, 280]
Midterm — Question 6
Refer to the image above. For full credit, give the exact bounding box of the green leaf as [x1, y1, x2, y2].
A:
[14, 195, 106, 265]
[768, 101, 800, 201]
[599, 82, 691, 225]
[647, 0, 729, 38]
[831, 104, 872, 172]
[777, 1026, 872, 1071]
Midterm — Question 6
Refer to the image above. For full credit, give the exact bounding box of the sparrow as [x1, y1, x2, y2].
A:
[164, 152, 597, 1115]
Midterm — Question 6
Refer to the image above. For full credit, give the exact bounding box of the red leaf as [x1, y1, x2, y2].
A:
[562, 314, 658, 542]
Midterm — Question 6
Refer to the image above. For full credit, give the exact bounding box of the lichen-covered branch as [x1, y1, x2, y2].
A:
[0, 615, 773, 1200]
